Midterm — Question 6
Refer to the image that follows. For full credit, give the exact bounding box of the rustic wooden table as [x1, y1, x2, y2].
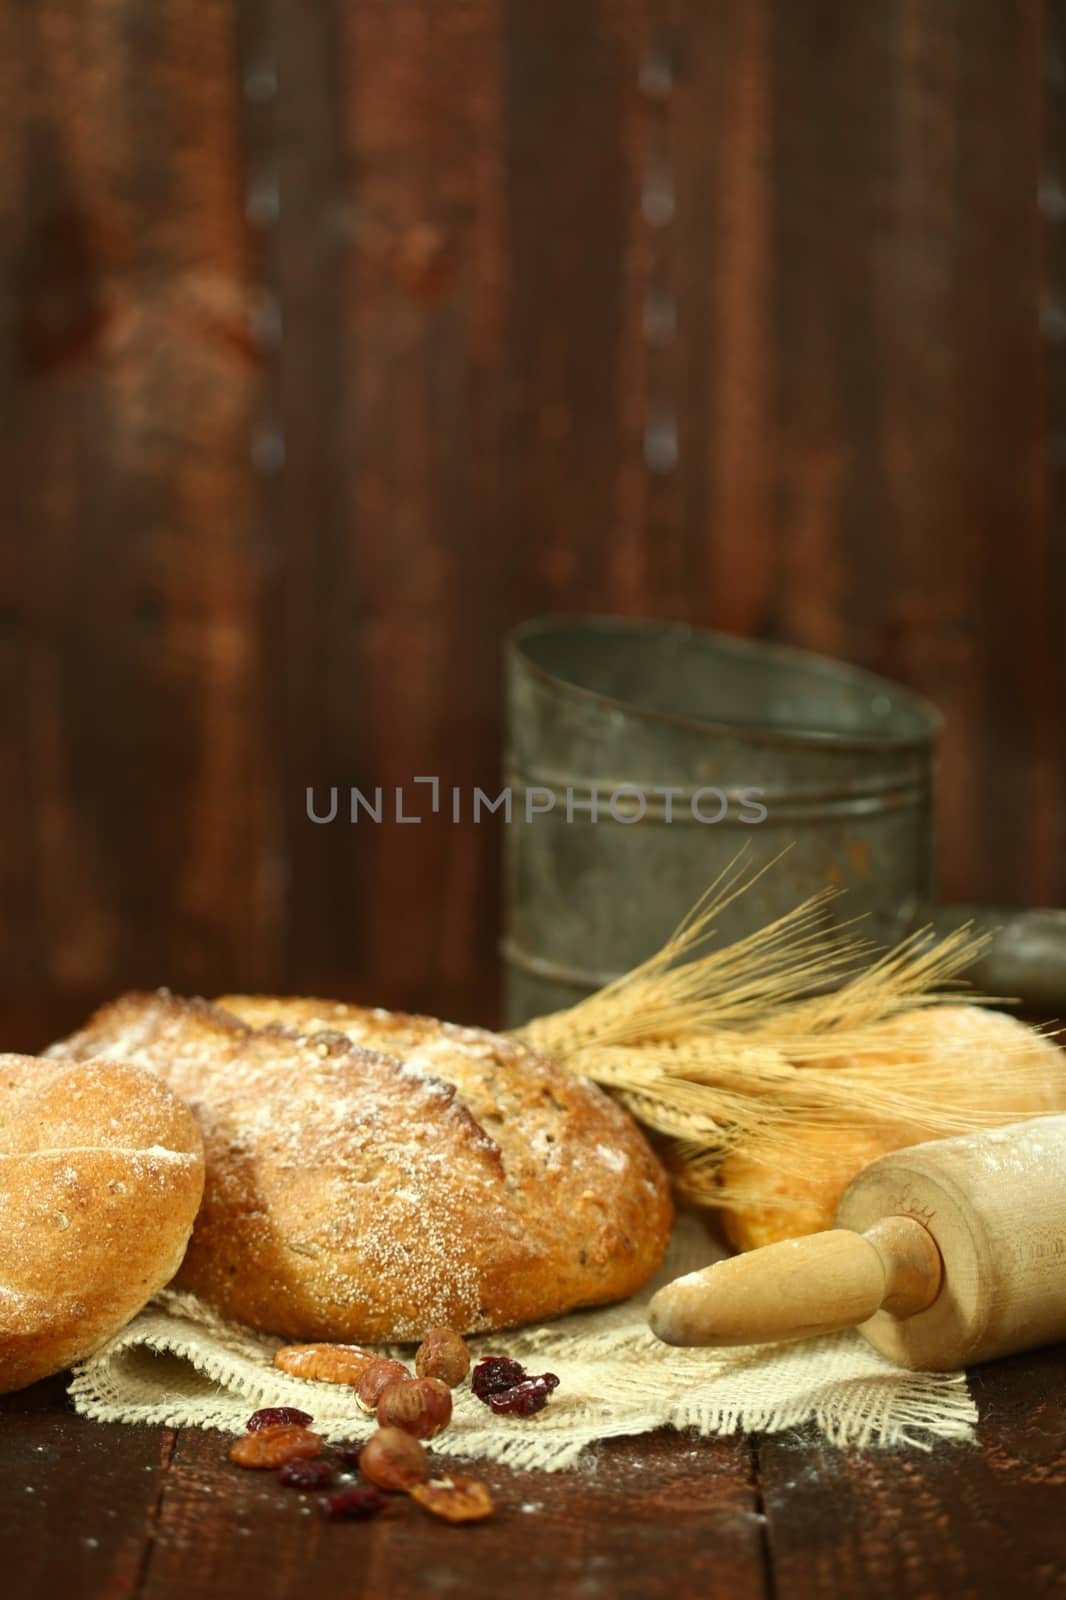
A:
[3, 1005, 1065, 1597]
[3, 1347, 1064, 1600]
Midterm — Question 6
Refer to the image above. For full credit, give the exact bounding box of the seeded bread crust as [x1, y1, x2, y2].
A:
[0, 1054, 204, 1392]
[49, 992, 673, 1342]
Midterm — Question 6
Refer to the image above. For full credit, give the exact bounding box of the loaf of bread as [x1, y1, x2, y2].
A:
[720, 1005, 1066, 1251]
[50, 991, 673, 1341]
[0, 1054, 204, 1393]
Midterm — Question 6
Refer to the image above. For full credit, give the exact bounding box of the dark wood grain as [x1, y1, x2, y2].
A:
[672, 0, 1066, 912]
[5, 1353, 1066, 1599]
[276, 0, 513, 1003]
[135, 1428, 763, 1600]
[759, 1345, 1066, 1598]
[0, 1377, 173, 1600]
[1, 2, 1063, 1014]
[2, 0, 280, 1002]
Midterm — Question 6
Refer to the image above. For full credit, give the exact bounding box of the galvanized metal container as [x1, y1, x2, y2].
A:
[503, 616, 1066, 1024]
[503, 617, 939, 1023]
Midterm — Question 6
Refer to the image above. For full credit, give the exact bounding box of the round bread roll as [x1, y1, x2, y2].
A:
[720, 1127, 894, 1253]
[721, 1005, 1066, 1251]
[50, 991, 674, 1342]
[0, 1055, 204, 1393]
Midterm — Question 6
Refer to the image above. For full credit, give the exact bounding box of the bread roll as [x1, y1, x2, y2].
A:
[721, 1005, 1066, 1251]
[720, 1128, 894, 1253]
[0, 1055, 204, 1392]
[50, 991, 673, 1341]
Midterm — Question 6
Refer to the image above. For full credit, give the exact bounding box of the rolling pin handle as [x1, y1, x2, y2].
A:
[648, 1216, 942, 1349]
[864, 1214, 942, 1318]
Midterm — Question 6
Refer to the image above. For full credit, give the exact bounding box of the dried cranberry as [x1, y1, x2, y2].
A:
[486, 1375, 560, 1417]
[471, 1356, 526, 1400]
[246, 1406, 313, 1432]
[278, 1458, 336, 1490]
[319, 1484, 387, 1522]
[336, 1443, 364, 1469]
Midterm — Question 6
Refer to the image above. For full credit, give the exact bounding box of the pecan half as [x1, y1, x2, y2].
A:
[273, 1342, 377, 1385]
[229, 1424, 324, 1469]
[410, 1474, 495, 1523]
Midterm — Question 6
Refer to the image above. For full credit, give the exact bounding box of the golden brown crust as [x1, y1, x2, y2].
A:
[720, 1006, 1066, 1250]
[51, 990, 673, 1341]
[0, 1055, 204, 1393]
[719, 1128, 894, 1253]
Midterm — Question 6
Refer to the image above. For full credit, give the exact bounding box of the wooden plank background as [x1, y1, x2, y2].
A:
[1, 0, 1063, 1030]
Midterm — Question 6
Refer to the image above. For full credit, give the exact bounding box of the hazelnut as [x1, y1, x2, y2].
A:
[415, 1327, 470, 1388]
[376, 1376, 453, 1440]
[354, 1357, 410, 1413]
[358, 1426, 429, 1491]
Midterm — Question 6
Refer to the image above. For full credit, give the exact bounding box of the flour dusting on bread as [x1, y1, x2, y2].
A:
[49, 991, 673, 1342]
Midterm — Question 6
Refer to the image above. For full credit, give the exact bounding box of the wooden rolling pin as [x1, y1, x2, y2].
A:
[649, 1115, 1066, 1370]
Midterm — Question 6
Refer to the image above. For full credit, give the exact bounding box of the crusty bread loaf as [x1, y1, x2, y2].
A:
[50, 991, 673, 1341]
[0, 1055, 204, 1392]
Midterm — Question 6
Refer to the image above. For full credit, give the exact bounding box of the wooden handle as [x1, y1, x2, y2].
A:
[648, 1216, 942, 1348]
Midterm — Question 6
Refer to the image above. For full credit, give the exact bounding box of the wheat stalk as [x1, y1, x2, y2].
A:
[515, 851, 1064, 1210]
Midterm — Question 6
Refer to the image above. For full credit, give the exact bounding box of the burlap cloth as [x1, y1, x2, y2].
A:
[69, 1217, 976, 1468]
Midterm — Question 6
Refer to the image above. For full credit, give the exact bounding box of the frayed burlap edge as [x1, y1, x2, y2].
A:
[68, 1218, 977, 1469]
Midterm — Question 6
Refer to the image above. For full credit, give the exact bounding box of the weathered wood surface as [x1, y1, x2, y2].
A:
[3, 1350, 1065, 1599]
[2, 2, 1063, 1017]
[760, 1345, 1066, 1598]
